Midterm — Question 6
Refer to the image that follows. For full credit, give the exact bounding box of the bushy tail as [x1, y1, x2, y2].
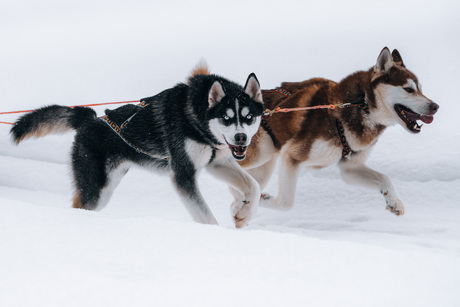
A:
[187, 61, 210, 84]
[10, 105, 97, 144]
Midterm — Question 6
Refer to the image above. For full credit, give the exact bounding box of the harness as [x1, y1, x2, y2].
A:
[271, 88, 292, 97]
[100, 101, 218, 164]
[335, 120, 352, 157]
[263, 87, 369, 158]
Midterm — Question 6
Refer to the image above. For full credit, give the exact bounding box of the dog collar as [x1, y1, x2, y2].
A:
[340, 99, 370, 113]
[260, 114, 277, 145]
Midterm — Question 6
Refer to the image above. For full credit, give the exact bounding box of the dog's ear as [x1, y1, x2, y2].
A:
[244, 73, 262, 103]
[375, 47, 394, 73]
[391, 49, 405, 68]
[208, 81, 225, 107]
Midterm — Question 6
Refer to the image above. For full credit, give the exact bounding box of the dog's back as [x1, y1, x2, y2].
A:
[280, 78, 332, 93]
[261, 78, 333, 111]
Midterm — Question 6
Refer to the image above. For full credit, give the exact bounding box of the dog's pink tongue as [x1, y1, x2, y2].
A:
[406, 110, 434, 124]
[233, 146, 245, 155]
[228, 144, 246, 156]
[420, 115, 434, 124]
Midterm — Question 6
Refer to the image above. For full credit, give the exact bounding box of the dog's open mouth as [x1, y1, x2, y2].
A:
[394, 104, 434, 133]
[227, 144, 247, 160]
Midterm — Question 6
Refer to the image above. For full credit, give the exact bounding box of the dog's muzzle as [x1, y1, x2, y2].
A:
[394, 102, 439, 133]
[228, 144, 248, 160]
[227, 133, 248, 160]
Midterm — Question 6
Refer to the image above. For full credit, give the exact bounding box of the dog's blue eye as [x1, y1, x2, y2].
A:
[404, 87, 415, 93]
[246, 114, 253, 120]
[223, 115, 230, 121]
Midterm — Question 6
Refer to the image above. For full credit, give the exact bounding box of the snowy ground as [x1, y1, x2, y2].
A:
[1, 0, 460, 306]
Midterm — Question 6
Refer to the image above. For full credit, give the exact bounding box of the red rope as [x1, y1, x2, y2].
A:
[0, 100, 141, 125]
[264, 104, 335, 116]
[0, 109, 36, 115]
[68, 100, 140, 109]
[1, 99, 336, 126]
[0, 100, 140, 116]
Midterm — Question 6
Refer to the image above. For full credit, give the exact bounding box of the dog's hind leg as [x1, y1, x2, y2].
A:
[338, 152, 404, 216]
[73, 162, 128, 211]
[71, 139, 128, 211]
[72, 164, 108, 211]
[259, 151, 300, 211]
[96, 163, 129, 209]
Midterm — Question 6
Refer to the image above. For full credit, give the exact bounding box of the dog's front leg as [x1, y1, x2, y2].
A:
[338, 155, 404, 216]
[170, 160, 218, 225]
[206, 157, 260, 228]
[259, 151, 300, 211]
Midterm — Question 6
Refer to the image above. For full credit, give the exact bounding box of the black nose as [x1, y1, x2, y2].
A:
[429, 102, 439, 114]
[234, 133, 247, 145]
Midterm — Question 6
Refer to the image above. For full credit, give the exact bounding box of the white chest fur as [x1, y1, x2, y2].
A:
[184, 139, 215, 169]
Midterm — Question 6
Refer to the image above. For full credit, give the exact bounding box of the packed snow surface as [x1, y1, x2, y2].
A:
[1, 0, 459, 306]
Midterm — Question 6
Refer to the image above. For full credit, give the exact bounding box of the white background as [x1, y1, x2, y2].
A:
[1, 0, 459, 306]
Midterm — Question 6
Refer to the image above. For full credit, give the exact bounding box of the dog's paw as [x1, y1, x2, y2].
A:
[385, 199, 405, 216]
[259, 193, 294, 211]
[231, 200, 255, 228]
[260, 193, 276, 208]
[261, 193, 270, 200]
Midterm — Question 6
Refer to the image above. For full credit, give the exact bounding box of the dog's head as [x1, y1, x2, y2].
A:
[370, 47, 439, 133]
[207, 73, 264, 160]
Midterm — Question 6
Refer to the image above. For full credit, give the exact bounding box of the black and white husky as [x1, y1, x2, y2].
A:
[11, 67, 264, 228]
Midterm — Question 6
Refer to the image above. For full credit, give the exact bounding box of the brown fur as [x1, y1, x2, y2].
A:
[188, 63, 210, 84]
[15, 124, 72, 145]
[72, 192, 83, 209]
[242, 65, 402, 168]
[238, 47, 438, 216]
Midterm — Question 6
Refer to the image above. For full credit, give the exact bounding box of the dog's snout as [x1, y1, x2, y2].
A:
[234, 133, 247, 145]
[429, 102, 439, 114]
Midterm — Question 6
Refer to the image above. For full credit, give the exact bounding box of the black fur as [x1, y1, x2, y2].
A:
[104, 104, 142, 126]
[11, 73, 264, 225]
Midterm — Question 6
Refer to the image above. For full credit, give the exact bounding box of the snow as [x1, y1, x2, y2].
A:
[1, 0, 460, 306]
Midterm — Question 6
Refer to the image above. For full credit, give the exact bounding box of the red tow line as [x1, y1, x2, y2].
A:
[0, 100, 140, 125]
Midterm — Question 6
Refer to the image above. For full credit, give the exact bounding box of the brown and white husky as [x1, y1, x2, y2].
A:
[236, 47, 439, 216]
